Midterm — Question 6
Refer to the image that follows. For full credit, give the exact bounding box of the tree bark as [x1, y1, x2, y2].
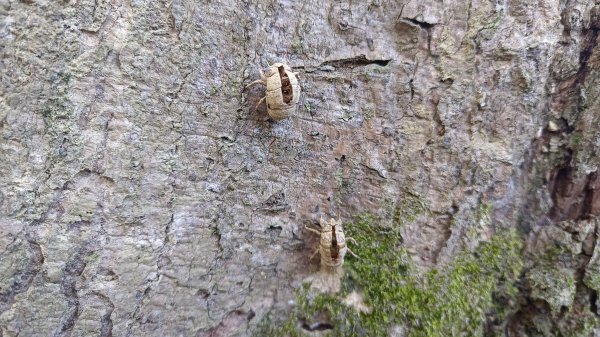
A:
[1, 0, 600, 336]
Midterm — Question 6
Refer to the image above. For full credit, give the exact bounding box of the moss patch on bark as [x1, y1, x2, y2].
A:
[256, 214, 524, 336]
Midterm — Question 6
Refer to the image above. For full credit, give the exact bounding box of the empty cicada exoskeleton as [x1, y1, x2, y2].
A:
[245, 62, 300, 121]
[305, 217, 358, 272]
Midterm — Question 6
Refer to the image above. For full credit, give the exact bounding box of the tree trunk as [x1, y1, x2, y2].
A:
[1, 0, 600, 336]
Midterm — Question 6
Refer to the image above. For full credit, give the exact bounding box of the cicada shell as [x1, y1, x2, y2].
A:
[246, 63, 300, 120]
[306, 217, 357, 272]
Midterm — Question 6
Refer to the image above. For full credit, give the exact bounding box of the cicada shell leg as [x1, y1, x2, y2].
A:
[347, 248, 359, 259]
[310, 248, 320, 260]
[254, 96, 266, 110]
[305, 226, 322, 236]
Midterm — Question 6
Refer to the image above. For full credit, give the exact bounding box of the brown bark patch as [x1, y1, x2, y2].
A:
[549, 167, 600, 222]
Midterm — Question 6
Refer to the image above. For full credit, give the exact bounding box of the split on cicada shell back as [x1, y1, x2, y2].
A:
[330, 225, 340, 259]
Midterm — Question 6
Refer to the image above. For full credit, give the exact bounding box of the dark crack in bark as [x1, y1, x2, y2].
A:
[402, 17, 436, 30]
[54, 246, 93, 337]
[296, 55, 392, 73]
[94, 291, 115, 337]
[546, 4, 600, 222]
[0, 239, 44, 315]
[507, 4, 600, 334]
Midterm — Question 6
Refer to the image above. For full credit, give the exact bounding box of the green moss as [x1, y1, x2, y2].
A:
[255, 214, 524, 337]
[584, 257, 600, 292]
[476, 202, 493, 223]
[570, 132, 583, 147]
[526, 303, 600, 337]
[394, 192, 429, 227]
[526, 243, 579, 313]
[558, 309, 599, 337]
[84, 251, 100, 263]
[469, 202, 494, 241]
[527, 266, 576, 314]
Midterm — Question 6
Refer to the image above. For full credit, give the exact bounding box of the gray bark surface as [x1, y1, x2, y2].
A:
[1, 0, 600, 336]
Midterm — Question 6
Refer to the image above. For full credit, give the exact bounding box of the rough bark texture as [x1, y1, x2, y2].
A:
[1, 0, 600, 336]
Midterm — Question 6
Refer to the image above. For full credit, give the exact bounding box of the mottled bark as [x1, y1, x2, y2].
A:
[1, 0, 600, 336]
